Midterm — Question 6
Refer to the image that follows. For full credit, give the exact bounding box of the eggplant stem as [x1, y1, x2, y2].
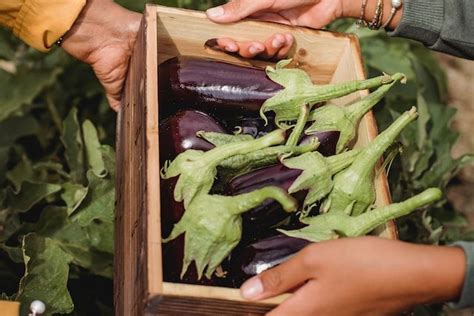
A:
[286, 103, 312, 147]
[349, 188, 442, 236]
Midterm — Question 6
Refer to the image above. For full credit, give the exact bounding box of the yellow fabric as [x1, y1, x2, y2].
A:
[0, 300, 20, 316]
[0, 0, 86, 52]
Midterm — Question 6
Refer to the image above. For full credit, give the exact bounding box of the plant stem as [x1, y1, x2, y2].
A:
[326, 149, 362, 174]
[231, 186, 298, 215]
[349, 188, 442, 236]
[286, 104, 311, 147]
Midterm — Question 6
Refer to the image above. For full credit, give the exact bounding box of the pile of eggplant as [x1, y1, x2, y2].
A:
[158, 56, 442, 288]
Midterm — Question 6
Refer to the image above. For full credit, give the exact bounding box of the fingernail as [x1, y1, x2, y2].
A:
[272, 38, 283, 48]
[249, 45, 262, 55]
[206, 6, 224, 18]
[225, 43, 238, 52]
[241, 277, 263, 300]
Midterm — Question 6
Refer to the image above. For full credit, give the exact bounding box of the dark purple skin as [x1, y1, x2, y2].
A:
[158, 56, 283, 119]
[159, 110, 226, 166]
[225, 130, 340, 234]
[230, 234, 311, 287]
[160, 110, 227, 285]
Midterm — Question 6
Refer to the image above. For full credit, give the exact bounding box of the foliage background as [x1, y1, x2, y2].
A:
[0, 1, 472, 315]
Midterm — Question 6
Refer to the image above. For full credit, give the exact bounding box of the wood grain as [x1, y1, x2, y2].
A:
[115, 4, 398, 315]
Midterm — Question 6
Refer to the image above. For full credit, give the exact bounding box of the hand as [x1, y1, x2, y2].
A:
[61, 0, 142, 111]
[240, 236, 466, 316]
[206, 0, 343, 59]
[206, 0, 403, 59]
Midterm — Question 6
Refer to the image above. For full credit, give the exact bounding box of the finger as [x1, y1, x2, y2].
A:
[236, 41, 266, 58]
[260, 33, 287, 59]
[275, 34, 295, 59]
[240, 246, 312, 301]
[206, 0, 273, 23]
[204, 37, 239, 53]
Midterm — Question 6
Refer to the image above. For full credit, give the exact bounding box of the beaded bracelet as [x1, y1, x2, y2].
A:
[368, 0, 384, 30]
[382, 0, 403, 29]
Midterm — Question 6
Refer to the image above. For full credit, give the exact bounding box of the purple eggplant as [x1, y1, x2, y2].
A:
[160, 110, 227, 285]
[159, 110, 226, 165]
[158, 56, 283, 118]
[230, 234, 311, 287]
[225, 130, 340, 232]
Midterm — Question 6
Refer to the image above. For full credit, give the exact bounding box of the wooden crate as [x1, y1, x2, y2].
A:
[115, 4, 397, 316]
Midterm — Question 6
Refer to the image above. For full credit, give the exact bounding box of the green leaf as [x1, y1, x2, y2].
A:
[61, 108, 85, 184]
[61, 183, 88, 215]
[7, 181, 61, 213]
[0, 115, 39, 146]
[16, 233, 74, 316]
[0, 67, 62, 122]
[83, 120, 107, 178]
[71, 146, 115, 226]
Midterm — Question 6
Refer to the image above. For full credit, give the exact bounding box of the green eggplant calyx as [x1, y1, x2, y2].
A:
[325, 107, 418, 216]
[305, 73, 406, 153]
[260, 59, 400, 126]
[281, 149, 360, 211]
[163, 186, 298, 280]
[161, 129, 286, 207]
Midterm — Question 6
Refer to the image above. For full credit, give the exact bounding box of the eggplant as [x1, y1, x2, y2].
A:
[230, 234, 310, 287]
[160, 110, 227, 285]
[159, 110, 226, 165]
[158, 56, 283, 118]
[225, 130, 341, 234]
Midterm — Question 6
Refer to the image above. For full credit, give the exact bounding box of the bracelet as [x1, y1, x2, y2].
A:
[356, 0, 368, 28]
[368, 0, 384, 30]
[381, 0, 403, 29]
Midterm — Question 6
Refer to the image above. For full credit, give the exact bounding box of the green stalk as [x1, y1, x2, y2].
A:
[301, 74, 394, 105]
[348, 188, 442, 236]
[306, 73, 406, 153]
[261, 63, 403, 125]
[326, 149, 362, 174]
[279, 188, 442, 242]
[286, 104, 312, 147]
[199, 129, 286, 166]
[325, 107, 418, 216]
[219, 138, 319, 176]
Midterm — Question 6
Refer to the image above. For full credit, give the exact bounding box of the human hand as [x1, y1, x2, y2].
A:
[61, 0, 141, 111]
[205, 0, 343, 59]
[206, 0, 403, 60]
[240, 236, 466, 316]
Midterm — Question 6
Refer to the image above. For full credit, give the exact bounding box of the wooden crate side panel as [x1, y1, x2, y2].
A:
[145, 5, 164, 297]
[115, 16, 149, 316]
[145, 295, 274, 316]
[154, 6, 349, 83]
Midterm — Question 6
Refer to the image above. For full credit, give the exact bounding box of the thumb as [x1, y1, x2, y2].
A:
[239, 246, 312, 301]
[206, 0, 273, 23]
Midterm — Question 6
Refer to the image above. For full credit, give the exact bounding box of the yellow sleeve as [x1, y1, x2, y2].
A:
[0, 0, 86, 52]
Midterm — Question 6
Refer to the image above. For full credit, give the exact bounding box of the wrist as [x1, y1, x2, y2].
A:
[62, 0, 141, 65]
[341, 0, 403, 30]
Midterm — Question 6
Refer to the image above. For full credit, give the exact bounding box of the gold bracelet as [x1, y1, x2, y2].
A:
[356, 0, 368, 28]
[368, 0, 384, 30]
[381, 0, 403, 29]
